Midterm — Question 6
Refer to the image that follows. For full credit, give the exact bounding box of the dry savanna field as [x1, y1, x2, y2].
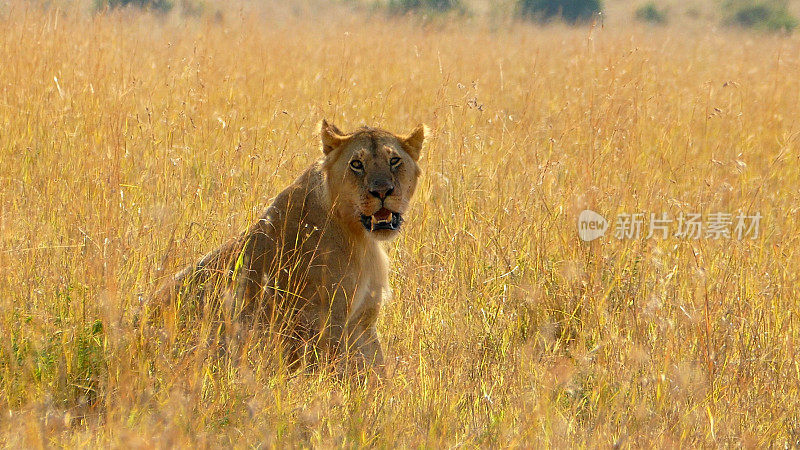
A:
[1, 0, 800, 446]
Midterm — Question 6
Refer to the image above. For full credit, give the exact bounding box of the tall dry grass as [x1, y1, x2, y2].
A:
[1, 1, 799, 446]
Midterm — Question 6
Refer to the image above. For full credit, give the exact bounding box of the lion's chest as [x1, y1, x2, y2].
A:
[345, 244, 389, 324]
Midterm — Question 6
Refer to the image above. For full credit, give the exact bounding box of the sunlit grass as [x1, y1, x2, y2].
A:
[1, 1, 799, 446]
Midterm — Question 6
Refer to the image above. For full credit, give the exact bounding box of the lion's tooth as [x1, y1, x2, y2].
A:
[371, 215, 378, 228]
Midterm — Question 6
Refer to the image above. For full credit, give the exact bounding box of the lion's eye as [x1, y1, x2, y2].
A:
[390, 157, 402, 167]
[349, 160, 364, 171]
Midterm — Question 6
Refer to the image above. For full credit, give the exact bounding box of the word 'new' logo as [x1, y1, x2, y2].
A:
[578, 209, 608, 242]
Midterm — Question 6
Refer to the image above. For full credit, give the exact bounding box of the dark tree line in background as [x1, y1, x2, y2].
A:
[95, 0, 796, 33]
[95, 0, 173, 12]
[516, 0, 602, 23]
[724, 0, 797, 31]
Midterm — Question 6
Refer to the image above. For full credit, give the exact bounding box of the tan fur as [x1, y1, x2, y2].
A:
[152, 121, 426, 372]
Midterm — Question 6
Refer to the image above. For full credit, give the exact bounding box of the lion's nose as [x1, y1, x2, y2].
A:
[369, 181, 395, 200]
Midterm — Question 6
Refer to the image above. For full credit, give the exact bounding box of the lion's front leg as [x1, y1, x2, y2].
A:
[332, 322, 383, 376]
[342, 299, 385, 374]
[312, 288, 349, 365]
[314, 283, 385, 374]
[354, 324, 384, 368]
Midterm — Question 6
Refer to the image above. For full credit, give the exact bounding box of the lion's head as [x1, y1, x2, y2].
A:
[320, 120, 426, 241]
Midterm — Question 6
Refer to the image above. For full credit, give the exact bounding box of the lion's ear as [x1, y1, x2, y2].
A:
[402, 124, 427, 161]
[319, 119, 348, 155]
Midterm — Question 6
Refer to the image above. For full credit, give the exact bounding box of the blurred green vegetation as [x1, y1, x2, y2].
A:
[516, 0, 603, 24]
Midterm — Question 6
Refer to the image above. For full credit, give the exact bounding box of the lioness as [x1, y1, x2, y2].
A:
[153, 120, 426, 372]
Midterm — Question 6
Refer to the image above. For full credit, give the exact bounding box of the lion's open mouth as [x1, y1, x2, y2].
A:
[361, 207, 403, 232]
